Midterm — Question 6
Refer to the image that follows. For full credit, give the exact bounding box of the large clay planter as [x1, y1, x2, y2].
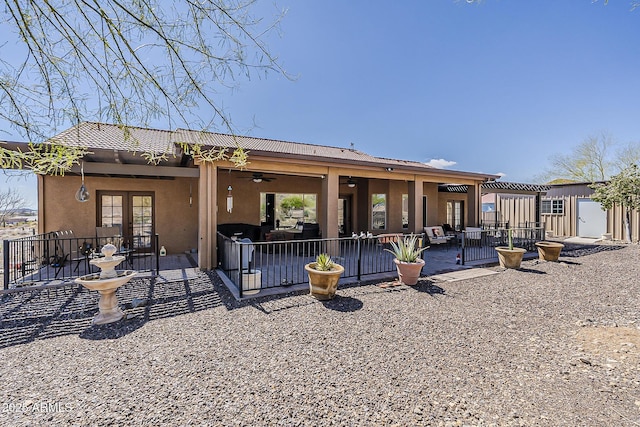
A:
[495, 247, 526, 269]
[535, 241, 564, 262]
[393, 258, 425, 286]
[305, 263, 344, 300]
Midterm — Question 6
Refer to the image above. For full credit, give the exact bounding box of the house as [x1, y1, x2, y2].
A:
[8, 122, 500, 269]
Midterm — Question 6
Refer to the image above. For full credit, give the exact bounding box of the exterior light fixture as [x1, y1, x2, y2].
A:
[75, 162, 90, 202]
[252, 177, 263, 183]
[347, 178, 356, 188]
[385, 167, 394, 172]
[226, 186, 233, 213]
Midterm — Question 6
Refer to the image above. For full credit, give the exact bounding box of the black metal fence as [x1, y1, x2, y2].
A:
[3, 232, 160, 289]
[218, 232, 426, 298]
[461, 226, 544, 265]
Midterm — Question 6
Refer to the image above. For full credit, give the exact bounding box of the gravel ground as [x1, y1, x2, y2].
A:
[0, 243, 639, 426]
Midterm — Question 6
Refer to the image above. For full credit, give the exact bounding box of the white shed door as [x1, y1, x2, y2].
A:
[577, 198, 607, 238]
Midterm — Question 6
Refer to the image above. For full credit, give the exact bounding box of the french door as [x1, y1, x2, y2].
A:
[447, 200, 465, 231]
[98, 191, 155, 251]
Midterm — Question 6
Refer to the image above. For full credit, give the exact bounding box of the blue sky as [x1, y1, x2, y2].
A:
[2, 0, 640, 209]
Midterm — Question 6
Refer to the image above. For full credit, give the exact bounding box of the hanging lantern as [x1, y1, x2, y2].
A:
[226, 186, 233, 213]
[75, 162, 90, 202]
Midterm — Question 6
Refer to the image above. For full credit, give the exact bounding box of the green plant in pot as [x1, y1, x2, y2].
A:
[495, 229, 526, 269]
[304, 253, 344, 300]
[384, 234, 428, 285]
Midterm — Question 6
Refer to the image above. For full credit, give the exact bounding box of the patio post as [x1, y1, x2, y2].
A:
[468, 182, 481, 226]
[408, 179, 424, 234]
[198, 163, 217, 270]
[321, 169, 340, 240]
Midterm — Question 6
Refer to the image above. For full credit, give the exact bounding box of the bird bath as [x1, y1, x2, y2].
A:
[75, 244, 137, 325]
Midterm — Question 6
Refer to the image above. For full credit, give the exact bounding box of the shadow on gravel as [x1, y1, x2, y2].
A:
[79, 316, 146, 340]
[516, 267, 547, 275]
[557, 259, 581, 266]
[561, 244, 626, 258]
[414, 280, 446, 296]
[0, 271, 236, 349]
[322, 295, 363, 312]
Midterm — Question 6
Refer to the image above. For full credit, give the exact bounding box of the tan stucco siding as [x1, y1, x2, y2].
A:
[41, 175, 199, 254]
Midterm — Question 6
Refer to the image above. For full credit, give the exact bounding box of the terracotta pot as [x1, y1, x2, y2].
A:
[535, 241, 564, 262]
[495, 247, 526, 269]
[393, 258, 425, 285]
[304, 263, 344, 300]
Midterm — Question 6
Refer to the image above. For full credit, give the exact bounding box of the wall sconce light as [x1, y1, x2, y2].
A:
[347, 178, 356, 188]
[75, 162, 90, 202]
[226, 186, 233, 213]
[189, 183, 193, 207]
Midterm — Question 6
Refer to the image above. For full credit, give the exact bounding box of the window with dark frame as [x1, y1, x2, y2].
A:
[541, 199, 564, 215]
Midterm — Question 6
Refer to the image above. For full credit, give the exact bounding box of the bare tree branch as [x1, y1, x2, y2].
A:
[0, 0, 289, 173]
[0, 187, 26, 226]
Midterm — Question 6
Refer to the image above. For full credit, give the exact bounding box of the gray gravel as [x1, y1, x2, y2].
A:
[1, 243, 639, 426]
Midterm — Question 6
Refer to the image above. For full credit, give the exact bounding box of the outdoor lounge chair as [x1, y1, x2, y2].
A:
[424, 226, 449, 245]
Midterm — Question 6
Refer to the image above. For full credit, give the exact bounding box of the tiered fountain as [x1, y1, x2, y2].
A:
[75, 244, 137, 325]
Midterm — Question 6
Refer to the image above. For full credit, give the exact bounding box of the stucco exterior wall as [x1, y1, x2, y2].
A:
[216, 173, 323, 226]
[423, 183, 440, 227]
[40, 175, 199, 254]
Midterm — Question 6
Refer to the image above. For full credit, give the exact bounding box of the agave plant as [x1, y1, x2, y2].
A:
[313, 253, 335, 271]
[384, 234, 428, 263]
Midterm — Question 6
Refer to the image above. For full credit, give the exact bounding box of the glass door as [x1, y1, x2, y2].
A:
[98, 191, 155, 252]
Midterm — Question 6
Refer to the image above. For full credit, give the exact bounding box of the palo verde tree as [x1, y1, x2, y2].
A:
[590, 164, 640, 242]
[0, 0, 288, 175]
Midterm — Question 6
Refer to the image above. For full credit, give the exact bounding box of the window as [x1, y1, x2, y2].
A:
[260, 193, 317, 228]
[402, 194, 408, 229]
[446, 200, 464, 231]
[541, 199, 564, 215]
[372, 194, 386, 230]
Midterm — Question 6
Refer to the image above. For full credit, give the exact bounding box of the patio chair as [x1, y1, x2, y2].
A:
[49, 230, 90, 277]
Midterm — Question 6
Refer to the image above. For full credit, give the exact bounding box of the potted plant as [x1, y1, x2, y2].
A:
[495, 229, 526, 269]
[534, 240, 564, 262]
[384, 234, 428, 285]
[304, 253, 344, 300]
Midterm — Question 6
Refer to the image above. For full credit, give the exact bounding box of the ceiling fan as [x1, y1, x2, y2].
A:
[340, 176, 357, 188]
[250, 172, 275, 183]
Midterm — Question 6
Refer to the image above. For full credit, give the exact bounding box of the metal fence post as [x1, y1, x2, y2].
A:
[3, 240, 9, 290]
[155, 234, 160, 273]
[461, 232, 466, 265]
[238, 241, 243, 299]
[357, 237, 362, 281]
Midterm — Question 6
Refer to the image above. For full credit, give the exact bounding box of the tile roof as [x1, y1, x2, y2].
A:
[48, 122, 179, 155]
[46, 122, 498, 179]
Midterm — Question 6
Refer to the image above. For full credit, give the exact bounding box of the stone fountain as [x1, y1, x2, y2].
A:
[75, 243, 137, 325]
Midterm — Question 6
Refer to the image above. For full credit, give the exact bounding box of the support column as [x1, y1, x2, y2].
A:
[321, 169, 340, 239]
[197, 163, 218, 270]
[467, 182, 481, 227]
[408, 178, 424, 234]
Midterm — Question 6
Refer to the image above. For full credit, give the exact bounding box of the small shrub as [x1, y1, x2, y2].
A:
[384, 234, 427, 263]
[313, 253, 335, 271]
